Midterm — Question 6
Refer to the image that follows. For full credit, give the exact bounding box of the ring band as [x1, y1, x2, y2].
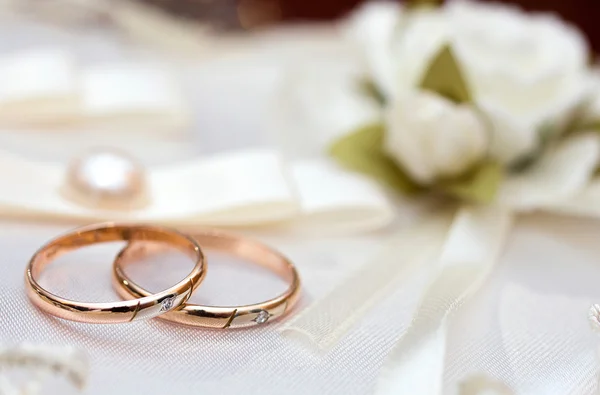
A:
[112, 229, 301, 328]
[25, 223, 205, 324]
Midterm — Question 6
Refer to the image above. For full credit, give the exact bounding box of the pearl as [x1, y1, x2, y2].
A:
[63, 148, 149, 210]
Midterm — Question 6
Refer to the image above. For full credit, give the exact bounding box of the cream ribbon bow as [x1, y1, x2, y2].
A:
[281, 132, 600, 393]
[0, 149, 395, 234]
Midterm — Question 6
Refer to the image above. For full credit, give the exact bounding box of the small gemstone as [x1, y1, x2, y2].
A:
[254, 310, 270, 324]
[160, 295, 177, 312]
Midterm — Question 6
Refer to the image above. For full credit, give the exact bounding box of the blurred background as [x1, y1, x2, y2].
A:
[142, 0, 600, 51]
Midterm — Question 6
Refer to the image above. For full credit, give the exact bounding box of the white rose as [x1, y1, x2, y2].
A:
[348, 0, 591, 165]
[384, 91, 488, 184]
[344, 1, 401, 100]
[270, 60, 381, 158]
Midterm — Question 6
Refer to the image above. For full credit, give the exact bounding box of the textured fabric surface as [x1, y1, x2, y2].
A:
[376, 207, 514, 395]
[281, 213, 453, 349]
[3, 211, 600, 394]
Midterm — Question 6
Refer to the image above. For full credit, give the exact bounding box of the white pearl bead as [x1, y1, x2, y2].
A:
[63, 148, 148, 210]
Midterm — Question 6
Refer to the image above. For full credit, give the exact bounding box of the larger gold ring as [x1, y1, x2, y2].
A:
[25, 223, 206, 324]
[112, 229, 301, 328]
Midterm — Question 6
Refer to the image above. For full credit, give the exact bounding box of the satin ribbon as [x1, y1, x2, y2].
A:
[280, 212, 454, 348]
[0, 149, 395, 233]
[0, 48, 188, 131]
[375, 206, 513, 394]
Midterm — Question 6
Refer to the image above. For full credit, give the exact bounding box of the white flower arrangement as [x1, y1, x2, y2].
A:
[322, 0, 600, 203]
[277, 3, 600, 392]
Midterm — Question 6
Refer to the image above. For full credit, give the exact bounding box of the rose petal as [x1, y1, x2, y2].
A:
[344, 1, 402, 99]
[497, 133, 600, 210]
[478, 100, 539, 165]
[269, 59, 381, 158]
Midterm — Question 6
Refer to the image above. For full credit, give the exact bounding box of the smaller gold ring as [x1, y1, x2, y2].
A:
[112, 229, 301, 328]
[25, 223, 206, 324]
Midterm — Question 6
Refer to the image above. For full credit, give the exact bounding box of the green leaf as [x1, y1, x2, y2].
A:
[440, 161, 503, 203]
[510, 123, 558, 173]
[578, 121, 600, 132]
[329, 123, 417, 193]
[357, 78, 386, 106]
[419, 44, 472, 104]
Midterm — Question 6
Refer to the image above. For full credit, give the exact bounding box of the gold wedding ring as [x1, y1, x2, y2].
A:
[113, 229, 301, 328]
[25, 224, 300, 328]
[25, 223, 205, 324]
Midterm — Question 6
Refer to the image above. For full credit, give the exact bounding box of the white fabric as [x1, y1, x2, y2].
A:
[0, 48, 189, 132]
[0, 48, 78, 123]
[0, 13, 600, 395]
[499, 285, 598, 395]
[280, 212, 454, 348]
[3, 199, 600, 395]
[0, 47, 76, 103]
[80, 63, 189, 131]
